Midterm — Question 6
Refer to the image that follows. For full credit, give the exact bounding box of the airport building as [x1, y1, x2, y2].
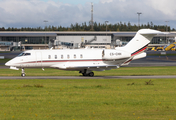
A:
[0, 31, 175, 51]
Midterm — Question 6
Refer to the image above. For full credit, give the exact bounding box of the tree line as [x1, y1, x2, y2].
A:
[0, 21, 174, 31]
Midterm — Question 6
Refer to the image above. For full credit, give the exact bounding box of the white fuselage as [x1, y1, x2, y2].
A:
[5, 49, 131, 71]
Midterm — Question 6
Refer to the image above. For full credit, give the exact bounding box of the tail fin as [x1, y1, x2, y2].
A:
[116, 29, 163, 56]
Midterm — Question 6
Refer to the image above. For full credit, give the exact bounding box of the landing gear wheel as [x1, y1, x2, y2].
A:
[89, 72, 94, 77]
[21, 73, 26, 77]
[82, 73, 87, 76]
[21, 68, 26, 77]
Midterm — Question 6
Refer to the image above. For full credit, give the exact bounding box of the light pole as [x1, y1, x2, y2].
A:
[165, 21, 169, 32]
[44, 20, 48, 49]
[137, 12, 142, 30]
[165, 21, 169, 44]
[91, 2, 94, 30]
[105, 21, 109, 40]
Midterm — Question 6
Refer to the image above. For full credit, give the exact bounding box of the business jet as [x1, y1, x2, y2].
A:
[5, 29, 163, 77]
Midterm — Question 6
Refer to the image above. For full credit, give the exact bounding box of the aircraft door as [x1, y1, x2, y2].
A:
[36, 52, 42, 66]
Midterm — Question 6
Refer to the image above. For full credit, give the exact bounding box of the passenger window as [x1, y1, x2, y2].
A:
[61, 55, 63, 59]
[74, 54, 76, 58]
[55, 55, 57, 59]
[67, 55, 70, 59]
[48, 55, 51, 59]
[80, 54, 83, 58]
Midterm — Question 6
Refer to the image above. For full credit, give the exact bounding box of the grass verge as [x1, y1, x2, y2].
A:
[0, 58, 10, 64]
[0, 78, 176, 120]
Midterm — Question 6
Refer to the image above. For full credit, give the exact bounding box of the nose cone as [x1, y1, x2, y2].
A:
[5, 61, 11, 66]
[5, 57, 20, 67]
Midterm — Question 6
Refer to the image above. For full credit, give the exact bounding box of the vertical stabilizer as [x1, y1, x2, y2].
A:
[116, 29, 162, 56]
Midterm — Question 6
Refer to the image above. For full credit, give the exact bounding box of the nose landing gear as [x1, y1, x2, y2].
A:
[21, 68, 26, 77]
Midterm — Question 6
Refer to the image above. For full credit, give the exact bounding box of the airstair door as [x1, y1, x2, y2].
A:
[36, 52, 42, 66]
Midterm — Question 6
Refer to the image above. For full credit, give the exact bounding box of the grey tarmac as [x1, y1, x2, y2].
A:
[0, 75, 176, 79]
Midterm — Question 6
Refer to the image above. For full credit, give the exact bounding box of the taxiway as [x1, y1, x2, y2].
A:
[1, 75, 176, 79]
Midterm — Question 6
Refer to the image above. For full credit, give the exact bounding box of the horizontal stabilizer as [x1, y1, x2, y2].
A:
[138, 29, 163, 35]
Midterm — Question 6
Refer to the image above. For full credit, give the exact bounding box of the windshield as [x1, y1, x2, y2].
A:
[17, 52, 31, 57]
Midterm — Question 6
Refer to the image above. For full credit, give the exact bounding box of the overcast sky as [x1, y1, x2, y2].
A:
[0, 0, 176, 29]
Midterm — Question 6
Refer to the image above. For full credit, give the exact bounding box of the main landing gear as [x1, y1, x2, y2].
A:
[80, 69, 94, 77]
[21, 68, 26, 77]
[82, 72, 94, 77]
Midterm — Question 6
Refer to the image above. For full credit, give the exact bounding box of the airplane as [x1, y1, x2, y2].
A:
[5, 29, 164, 77]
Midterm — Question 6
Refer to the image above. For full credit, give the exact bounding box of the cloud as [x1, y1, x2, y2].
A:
[100, 0, 114, 4]
[0, 0, 176, 29]
[95, 0, 176, 28]
[147, 0, 176, 18]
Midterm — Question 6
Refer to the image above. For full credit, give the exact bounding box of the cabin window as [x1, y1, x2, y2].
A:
[55, 55, 57, 59]
[80, 54, 83, 58]
[67, 55, 70, 59]
[74, 54, 76, 58]
[61, 55, 63, 59]
[48, 55, 51, 59]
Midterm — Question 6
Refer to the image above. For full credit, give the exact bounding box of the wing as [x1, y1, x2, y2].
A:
[50, 62, 120, 71]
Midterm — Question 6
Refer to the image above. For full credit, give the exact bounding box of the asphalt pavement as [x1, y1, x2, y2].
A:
[1, 75, 176, 80]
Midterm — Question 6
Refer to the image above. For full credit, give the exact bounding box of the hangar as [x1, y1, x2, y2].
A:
[0, 31, 175, 51]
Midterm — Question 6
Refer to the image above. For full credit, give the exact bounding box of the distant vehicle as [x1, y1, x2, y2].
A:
[151, 46, 164, 51]
[164, 42, 176, 51]
[5, 29, 163, 77]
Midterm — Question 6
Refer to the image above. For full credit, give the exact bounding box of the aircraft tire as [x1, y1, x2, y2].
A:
[82, 73, 87, 76]
[21, 73, 26, 77]
[89, 72, 94, 77]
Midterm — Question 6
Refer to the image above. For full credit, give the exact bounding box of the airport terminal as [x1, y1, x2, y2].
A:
[0, 31, 175, 51]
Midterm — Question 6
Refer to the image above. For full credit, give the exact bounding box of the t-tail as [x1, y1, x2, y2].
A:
[116, 29, 164, 65]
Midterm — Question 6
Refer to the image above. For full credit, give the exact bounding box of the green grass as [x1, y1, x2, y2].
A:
[0, 51, 11, 53]
[0, 58, 10, 64]
[0, 78, 176, 120]
[1, 66, 176, 76]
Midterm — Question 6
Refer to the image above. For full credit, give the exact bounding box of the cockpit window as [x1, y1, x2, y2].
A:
[18, 52, 31, 57]
[24, 53, 31, 56]
[18, 53, 25, 57]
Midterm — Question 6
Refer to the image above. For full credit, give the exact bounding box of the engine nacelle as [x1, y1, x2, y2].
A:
[102, 49, 131, 60]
